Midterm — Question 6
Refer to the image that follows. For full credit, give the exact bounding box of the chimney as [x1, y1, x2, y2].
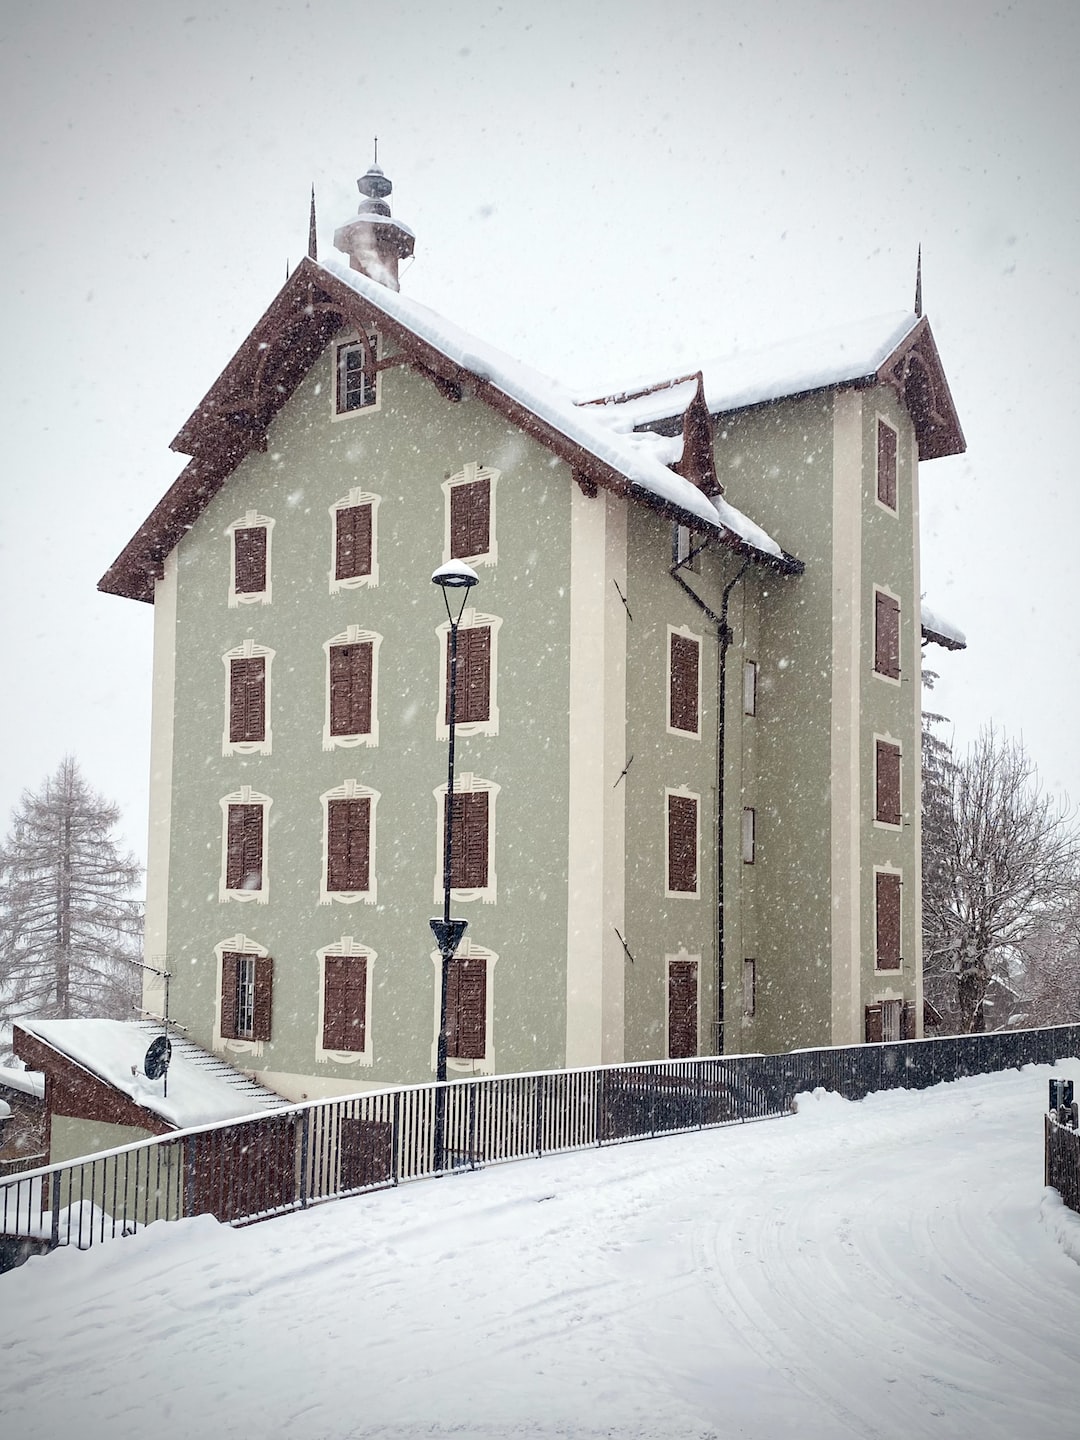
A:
[333, 163, 415, 291]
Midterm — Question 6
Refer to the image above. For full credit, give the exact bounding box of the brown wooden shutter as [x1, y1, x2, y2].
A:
[327, 798, 370, 893]
[335, 505, 373, 581]
[874, 592, 901, 679]
[875, 871, 902, 969]
[865, 1003, 884, 1043]
[252, 954, 273, 1041]
[668, 960, 699, 1058]
[226, 804, 263, 890]
[669, 633, 699, 733]
[322, 954, 367, 1051]
[220, 952, 242, 1039]
[234, 528, 267, 594]
[901, 1000, 918, 1041]
[667, 794, 697, 893]
[877, 421, 897, 509]
[329, 644, 373, 737]
[447, 791, 488, 889]
[229, 657, 266, 743]
[450, 479, 490, 559]
[447, 956, 486, 1060]
[875, 740, 901, 825]
[446, 628, 491, 725]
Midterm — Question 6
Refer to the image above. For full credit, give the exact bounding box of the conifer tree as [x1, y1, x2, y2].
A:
[0, 757, 142, 1050]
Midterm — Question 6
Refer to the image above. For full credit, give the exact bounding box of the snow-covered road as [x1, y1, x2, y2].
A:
[2, 1062, 1079, 1440]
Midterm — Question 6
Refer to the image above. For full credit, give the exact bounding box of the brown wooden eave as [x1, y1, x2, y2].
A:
[14, 1026, 175, 1138]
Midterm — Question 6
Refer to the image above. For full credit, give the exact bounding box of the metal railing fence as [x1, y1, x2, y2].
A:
[1045, 1112, 1080, 1215]
[2, 1021, 1077, 1265]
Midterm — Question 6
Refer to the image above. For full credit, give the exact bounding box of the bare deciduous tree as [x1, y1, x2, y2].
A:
[0, 757, 142, 1053]
[922, 726, 1079, 1033]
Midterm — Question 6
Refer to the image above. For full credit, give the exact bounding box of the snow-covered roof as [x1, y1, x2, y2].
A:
[921, 600, 967, 651]
[583, 312, 922, 427]
[317, 259, 785, 561]
[0, 1098, 10, 1120]
[0, 1065, 45, 1100]
[18, 1019, 288, 1130]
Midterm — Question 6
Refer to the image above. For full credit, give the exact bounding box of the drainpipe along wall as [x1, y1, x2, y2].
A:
[670, 548, 750, 1055]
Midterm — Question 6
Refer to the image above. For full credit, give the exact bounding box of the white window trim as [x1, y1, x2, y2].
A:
[872, 731, 903, 831]
[315, 937, 375, 1067]
[874, 864, 904, 973]
[743, 658, 758, 717]
[428, 939, 499, 1076]
[322, 628, 383, 750]
[221, 640, 276, 757]
[875, 994, 905, 1042]
[872, 583, 903, 687]
[664, 949, 701, 1059]
[666, 624, 702, 739]
[433, 773, 500, 905]
[330, 331, 382, 422]
[742, 806, 756, 865]
[319, 780, 380, 906]
[434, 610, 503, 740]
[328, 489, 381, 593]
[441, 461, 499, 567]
[664, 786, 701, 900]
[874, 413, 900, 516]
[224, 511, 275, 608]
[218, 787, 272, 904]
[212, 933, 269, 1058]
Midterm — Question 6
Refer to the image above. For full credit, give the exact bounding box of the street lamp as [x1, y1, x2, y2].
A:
[430, 559, 479, 1168]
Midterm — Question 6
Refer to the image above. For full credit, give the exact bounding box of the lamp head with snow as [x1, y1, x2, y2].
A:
[431, 560, 479, 590]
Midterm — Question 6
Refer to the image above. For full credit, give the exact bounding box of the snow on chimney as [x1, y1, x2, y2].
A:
[333, 162, 415, 291]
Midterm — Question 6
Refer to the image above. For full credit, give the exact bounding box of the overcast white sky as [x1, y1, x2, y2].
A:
[1, 0, 1078, 865]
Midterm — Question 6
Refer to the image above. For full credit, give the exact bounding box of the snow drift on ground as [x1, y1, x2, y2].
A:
[2, 1063, 1079, 1440]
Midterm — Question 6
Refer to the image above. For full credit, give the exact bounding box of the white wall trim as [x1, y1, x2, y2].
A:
[909, 435, 924, 1034]
[873, 863, 904, 973]
[434, 609, 503, 739]
[873, 412, 900, 516]
[218, 787, 272, 904]
[664, 950, 701, 1058]
[665, 624, 703, 739]
[319, 780, 380, 906]
[327, 488, 381, 593]
[871, 730, 903, 831]
[322, 628, 383, 750]
[329, 331, 382, 422]
[441, 461, 500, 566]
[871, 582, 904, 687]
[432, 773, 500, 905]
[212, 932, 269, 1058]
[224, 511, 275, 607]
[664, 785, 701, 899]
[143, 551, 178, 1018]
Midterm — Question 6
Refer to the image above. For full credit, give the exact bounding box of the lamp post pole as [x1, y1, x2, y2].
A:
[430, 560, 479, 1171]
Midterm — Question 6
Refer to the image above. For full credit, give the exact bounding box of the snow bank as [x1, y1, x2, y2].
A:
[0, 1065, 45, 1099]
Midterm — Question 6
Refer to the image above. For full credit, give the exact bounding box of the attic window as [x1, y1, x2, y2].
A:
[335, 334, 379, 415]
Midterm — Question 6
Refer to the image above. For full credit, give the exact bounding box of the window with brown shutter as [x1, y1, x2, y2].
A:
[874, 591, 901, 679]
[877, 419, 897, 510]
[743, 659, 758, 717]
[322, 954, 368, 1052]
[743, 958, 757, 1018]
[668, 960, 698, 1058]
[445, 627, 491, 725]
[221, 951, 271, 1041]
[669, 633, 700, 734]
[875, 871, 902, 969]
[865, 1003, 883, 1043]
[334, 504, 373, 581]
[446, 955, 486, 1060]
[234, 527, 267, 595]
[667, 794, 698, 894]
[329, 643, 373, 737]
[336, 336, 378, 413]
[229, 657, 266, 744]
[875, 740, 902, 825]
[445, 790, 489, 890]
[226, 804, 264, 892]
[327, 798, 371, 894]
[449, 479, 491, 559]
[742, 807, 756, 864]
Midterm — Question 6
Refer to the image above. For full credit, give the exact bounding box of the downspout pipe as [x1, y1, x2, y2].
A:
[670, 549, 750, 1055]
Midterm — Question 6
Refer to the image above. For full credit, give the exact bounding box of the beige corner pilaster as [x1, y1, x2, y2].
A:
[565, 487, 626, 1067]
[143, 551, 178, 1016]
[830, 391, 863, 1045]
[909, 441, 925, 1034]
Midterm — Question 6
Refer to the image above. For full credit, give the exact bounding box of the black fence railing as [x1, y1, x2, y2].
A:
[1045, 1113, 1080, 1216]
[2, 1022, 1078, 1268]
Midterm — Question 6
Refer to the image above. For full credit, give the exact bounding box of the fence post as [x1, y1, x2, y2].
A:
[298, 1109, 311, 1209]
[49, 1170, 61, 1251]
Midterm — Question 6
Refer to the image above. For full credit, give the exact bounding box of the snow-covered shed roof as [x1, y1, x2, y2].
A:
[921, 600, 967, 651]
[98, 257, 801, 604]
[0, 1065, 46, 1100]
[582, 312, 965, 463]
[17, 1019, 288, 1131]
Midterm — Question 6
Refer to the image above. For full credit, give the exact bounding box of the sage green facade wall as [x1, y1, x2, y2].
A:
[162, 338, 576, 1091]
[49, 1115, 155, 1166]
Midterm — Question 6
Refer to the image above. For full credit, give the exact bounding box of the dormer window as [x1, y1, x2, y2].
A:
[335, 333, 379, 415]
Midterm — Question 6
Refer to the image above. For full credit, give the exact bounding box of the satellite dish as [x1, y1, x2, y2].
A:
[143, 1035, 172, 1081]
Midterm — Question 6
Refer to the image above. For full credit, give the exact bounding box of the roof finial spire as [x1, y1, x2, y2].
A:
[914, 244, 923, 318]
[373, 135, 378, 167]
[308, 185, 318, 261]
